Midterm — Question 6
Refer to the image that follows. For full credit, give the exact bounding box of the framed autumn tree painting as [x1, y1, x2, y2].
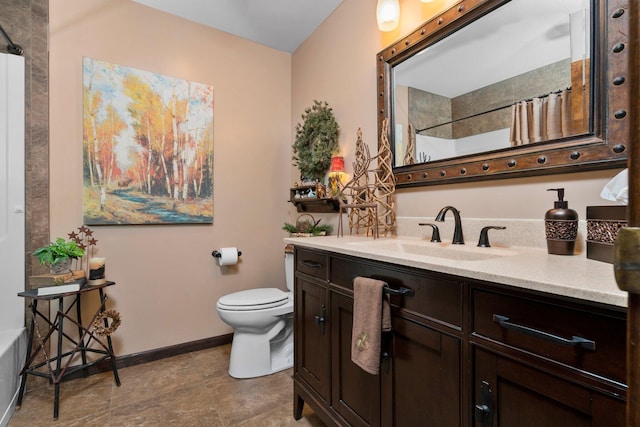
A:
[82, 57, 214, 225]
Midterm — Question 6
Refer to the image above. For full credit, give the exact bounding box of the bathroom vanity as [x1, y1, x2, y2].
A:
[287, 0, 634, 423]
[288, 236, 627, 427]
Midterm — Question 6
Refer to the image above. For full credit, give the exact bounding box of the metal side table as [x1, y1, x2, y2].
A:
[16, 281, 121, 419]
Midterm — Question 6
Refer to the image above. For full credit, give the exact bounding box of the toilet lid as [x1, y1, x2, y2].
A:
[218, 288, 289, 310]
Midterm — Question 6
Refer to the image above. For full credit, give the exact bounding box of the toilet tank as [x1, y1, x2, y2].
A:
[285, 245, 294, 292]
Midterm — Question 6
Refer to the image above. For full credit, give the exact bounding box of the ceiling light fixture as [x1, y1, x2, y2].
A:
[376, 0, 400, 32]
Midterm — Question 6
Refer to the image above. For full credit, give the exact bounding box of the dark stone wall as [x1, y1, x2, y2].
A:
[410, 59, 571, 140]
[1, 0, 49, 280]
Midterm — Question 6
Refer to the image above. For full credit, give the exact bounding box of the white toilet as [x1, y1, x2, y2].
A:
[216, 246, 294, 378]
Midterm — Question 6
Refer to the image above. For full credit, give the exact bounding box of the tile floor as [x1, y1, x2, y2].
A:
[8, 344, 325, 427]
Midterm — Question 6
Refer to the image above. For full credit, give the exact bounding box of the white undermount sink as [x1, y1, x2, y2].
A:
[347, 239, 518, 261]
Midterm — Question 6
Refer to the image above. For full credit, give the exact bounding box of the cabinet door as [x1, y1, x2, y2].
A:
[331, 291, 381, 427]
[473, 347, 625, 427]
[383, 315, 461, 427]
[295, 276, 331, 403]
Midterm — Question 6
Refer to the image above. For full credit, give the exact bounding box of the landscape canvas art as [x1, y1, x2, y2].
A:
[82, 57, 214, 225]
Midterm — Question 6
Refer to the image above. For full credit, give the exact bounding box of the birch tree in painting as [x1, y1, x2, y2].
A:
[82, 58, 214, 225]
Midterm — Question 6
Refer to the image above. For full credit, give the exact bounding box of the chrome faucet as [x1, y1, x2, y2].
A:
[435, 206, 464, 244]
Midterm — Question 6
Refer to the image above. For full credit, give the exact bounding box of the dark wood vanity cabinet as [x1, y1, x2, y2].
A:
[473, 348, 625, 427]
[294, 247, 382, 427]
[292, 246, 627, 427]
[295, 274, 331, 404]
[382, 315, 462, 426]
[294, 248, 463, 426]
[294, 248, 331, 413]
[330, 291, 381, 426]
[471, 286, 626, 427]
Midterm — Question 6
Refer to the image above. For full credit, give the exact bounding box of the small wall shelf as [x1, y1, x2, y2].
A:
[289, 185, 340, 213]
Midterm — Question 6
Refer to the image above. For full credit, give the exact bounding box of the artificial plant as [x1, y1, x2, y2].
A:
[292, 100, 340, 182]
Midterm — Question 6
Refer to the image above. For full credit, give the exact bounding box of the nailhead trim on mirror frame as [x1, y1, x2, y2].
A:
[377, 0, 630, 187]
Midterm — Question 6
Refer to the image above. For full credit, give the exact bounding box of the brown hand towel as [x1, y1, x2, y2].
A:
[351, 277, 391, 375]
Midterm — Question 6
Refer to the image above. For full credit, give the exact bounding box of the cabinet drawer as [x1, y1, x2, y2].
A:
[472, 287, 626, 384]
[330, 254, 463, 328]
[295, 247, 328, 280]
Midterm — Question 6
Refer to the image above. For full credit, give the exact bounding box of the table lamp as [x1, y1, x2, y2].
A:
[329, 156, 346, 196]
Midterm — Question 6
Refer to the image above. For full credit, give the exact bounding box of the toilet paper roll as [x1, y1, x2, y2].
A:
[218, 247, 239, 266]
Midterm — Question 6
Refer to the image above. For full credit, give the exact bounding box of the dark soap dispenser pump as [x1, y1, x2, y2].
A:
[545, 188, 579, 255]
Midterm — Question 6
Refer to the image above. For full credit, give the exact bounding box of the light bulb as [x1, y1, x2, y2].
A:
[376, 0, 400, 32]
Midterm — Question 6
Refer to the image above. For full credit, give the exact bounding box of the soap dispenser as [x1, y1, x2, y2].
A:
[544, 188, 579, 255]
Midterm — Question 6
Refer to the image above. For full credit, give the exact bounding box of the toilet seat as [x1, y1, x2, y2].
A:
[217, 288, 290, 311]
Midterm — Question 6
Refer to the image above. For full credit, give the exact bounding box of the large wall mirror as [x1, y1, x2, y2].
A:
[377, 0, 630, 187]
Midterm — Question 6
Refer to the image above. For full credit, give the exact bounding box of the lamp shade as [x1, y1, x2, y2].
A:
[376, 0, 400, 32]
[330, 156, 345, 173]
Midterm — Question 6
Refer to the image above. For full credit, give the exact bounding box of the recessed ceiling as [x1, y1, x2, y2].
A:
[132, 0, 343, 53]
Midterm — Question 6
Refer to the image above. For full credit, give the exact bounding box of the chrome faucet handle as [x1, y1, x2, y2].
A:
[477, 226, 506, 248]
[418, 223, 441, 242]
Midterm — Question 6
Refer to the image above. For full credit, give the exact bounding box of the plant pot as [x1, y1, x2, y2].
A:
[48, 258, 72, 275]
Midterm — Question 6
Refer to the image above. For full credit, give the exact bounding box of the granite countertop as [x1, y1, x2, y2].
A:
[284, 235, 628, 308]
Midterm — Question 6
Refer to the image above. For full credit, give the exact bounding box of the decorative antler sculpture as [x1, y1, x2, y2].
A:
[338, 122, 396, 238]
[375, 119, 396, 237]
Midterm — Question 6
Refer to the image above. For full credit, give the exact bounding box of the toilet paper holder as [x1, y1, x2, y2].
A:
[211, 249, 242, 258]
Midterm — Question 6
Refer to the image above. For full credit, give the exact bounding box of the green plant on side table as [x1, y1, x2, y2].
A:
[33, 237, 85, 274]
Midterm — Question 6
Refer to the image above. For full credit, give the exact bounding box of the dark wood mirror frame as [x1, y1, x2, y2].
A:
[377, 0, 630, 187]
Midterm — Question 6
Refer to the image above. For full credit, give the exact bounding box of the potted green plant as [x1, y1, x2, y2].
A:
[33, 238, 85, 274]
[292, 100, 340, 183]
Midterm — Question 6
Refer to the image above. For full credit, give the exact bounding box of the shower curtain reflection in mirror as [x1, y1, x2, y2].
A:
[509, 88, 573, 146]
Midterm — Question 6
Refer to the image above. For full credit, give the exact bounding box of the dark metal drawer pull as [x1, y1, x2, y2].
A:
[493, 314, 596, 351]
[383, 286, 415, 297]
[300, 260, 322, 269]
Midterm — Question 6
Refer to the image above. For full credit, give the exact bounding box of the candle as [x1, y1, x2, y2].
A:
[88, 257, 106, 285]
